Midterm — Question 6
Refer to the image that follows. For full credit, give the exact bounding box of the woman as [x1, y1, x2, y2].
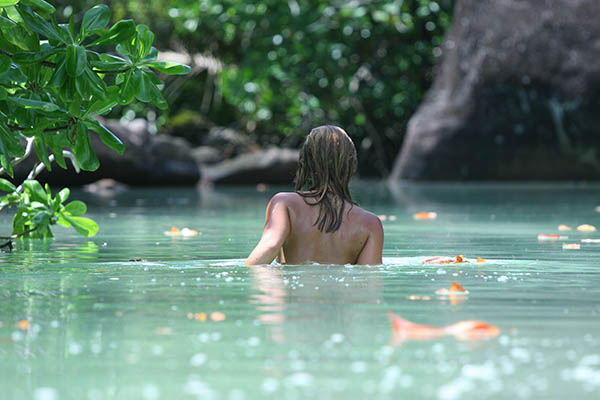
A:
[245, 125, 383, 265]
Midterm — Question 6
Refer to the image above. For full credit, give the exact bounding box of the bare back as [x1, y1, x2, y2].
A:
[277, 192, 383, 264]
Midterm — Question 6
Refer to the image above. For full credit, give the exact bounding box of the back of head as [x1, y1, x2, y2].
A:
[295, 125, 358, 232]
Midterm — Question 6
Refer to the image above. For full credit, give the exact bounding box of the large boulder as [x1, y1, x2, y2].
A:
[391, 0, 600, 180]
[14, 118, 201, 186]
[202, 147, 299, 185]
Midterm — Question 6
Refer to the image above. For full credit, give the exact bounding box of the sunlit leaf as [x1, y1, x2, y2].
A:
[81, 4, 110, 38]
[145, 61, 190, 75]
[64, 200, 86, 216]
[20, 0, 56, 15]
[90, 19, 135, 46]
[86, 119, 125, 154]
[23, 180, 47, 205]
[18, 5, 65, 43]
[7, 96, 61, 112]
[61, 214, 98, 237]
[0, 177, 16, 192]
[0, 0, 19, 8]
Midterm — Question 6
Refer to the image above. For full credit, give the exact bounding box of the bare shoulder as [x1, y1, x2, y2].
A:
[351, 205, 383, 232]
[270, 192, 302, 205]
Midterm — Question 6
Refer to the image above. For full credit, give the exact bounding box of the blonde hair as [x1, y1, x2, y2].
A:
[295, 125, 357, 232]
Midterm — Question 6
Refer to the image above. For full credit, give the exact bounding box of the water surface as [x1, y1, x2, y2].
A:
[1, 182, 600, 399]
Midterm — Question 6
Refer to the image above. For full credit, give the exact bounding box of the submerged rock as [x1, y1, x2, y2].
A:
[392, 0, 600, 180]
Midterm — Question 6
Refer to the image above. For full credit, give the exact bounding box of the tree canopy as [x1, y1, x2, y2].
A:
[0, 0, 188, 242]
[51, 0, 454, 176]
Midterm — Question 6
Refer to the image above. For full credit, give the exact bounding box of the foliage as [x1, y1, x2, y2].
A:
[0, 0, 189, 241]
[49, 0, 454, 176]
[0, 178, 97, 238]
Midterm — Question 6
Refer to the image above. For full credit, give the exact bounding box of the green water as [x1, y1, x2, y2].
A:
[1, 182, 600, 399]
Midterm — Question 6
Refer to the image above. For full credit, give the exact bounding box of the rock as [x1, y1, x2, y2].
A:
[203, 127, 258, 159]
[202, 147, 299, 184]
[191, 146, 223, 165]
[391, 0, 600, 180]
[14, 118, 201, 186]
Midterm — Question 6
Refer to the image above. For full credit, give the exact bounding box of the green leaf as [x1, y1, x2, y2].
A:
[89, 19, 135, 46]
[23, 179, 47, 204]
[7, 96, 61, 112]
[0, 13, 38, 51]
[133, 69, 152, 102]
[81, 4, 109, 38]
[86, 118, 125, 154]
[66, 44, 87, 77]
[145, 61, 191, 76]
[0, 1, 20, 7]
[149, 81, 168, 110]
[34, 134, 52, 171]
[61, 214, 98, 237]
[73, 121, 99, 171]
[82, 65, 106, 96]
[18, 6, 65, 43]
[56, 214, 70, 227]
[46, 130, 67, 169]
[117, 70, 136, 105]
[86, 85, 119, 116]
[0, 54, 10, 75]
[0, 128, 13, 177]
[90, 53, 130, 71]
[141, 46, 158, 63]
[48, 60, 66, 87]
[0, 177, 16, 192]
[135, 24, 154, 59]
[20, 0, 55, 15]
[58, 187, 69, 202]
[12, 45, 61, 64]
[4, 5, 22, 23]
[64, 200, 86, 216]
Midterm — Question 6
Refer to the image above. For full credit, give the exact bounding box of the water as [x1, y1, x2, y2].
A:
[1, 182, 600, 399]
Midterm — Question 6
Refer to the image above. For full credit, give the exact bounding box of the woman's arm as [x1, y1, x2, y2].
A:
[244, 194, 291, 266]
[356, 215, 384, 265]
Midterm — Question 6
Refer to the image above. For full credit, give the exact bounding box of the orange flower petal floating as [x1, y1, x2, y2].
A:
[453, 255, 466, 264]
[435, 281, 469, 295]
[187, 312, 207, 322]
[414, 211, 437, 220]
[195, 312, 207, 322]
[164, 226, 200, 237]
[558, 224, 572, 231]
[165, 226, 180, 236]
[563, 243, 581, 250]
[537, 234, 568, 241]
[17, 320, 29, 330]
[210, 312, 226, 322]
[387, 312, 499, 345]
[476, 257, 486, 263]
[577, 224, 597, 232]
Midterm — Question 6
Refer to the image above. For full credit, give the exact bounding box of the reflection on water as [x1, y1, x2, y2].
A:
[1, 182, 600, 399]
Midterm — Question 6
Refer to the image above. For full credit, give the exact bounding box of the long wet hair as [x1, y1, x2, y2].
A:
[295, 125, 358, 232]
